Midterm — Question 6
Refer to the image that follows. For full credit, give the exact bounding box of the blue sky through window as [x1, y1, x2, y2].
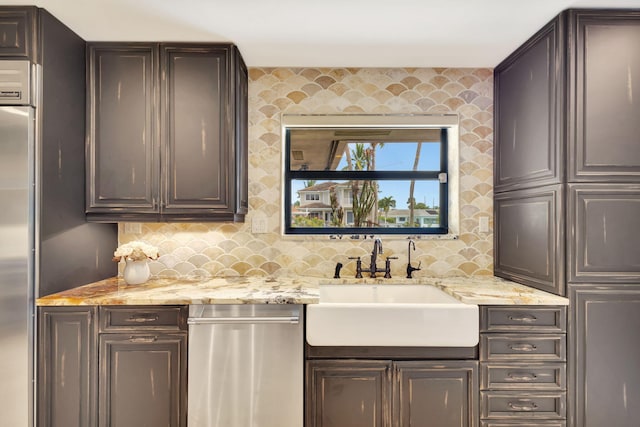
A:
[292, 142, 442, 209]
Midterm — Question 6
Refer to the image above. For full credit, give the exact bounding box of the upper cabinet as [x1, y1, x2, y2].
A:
[86, 44, 158, 215]
[86, 43, 248, 222]
[0, 7, 36, 60]
[494, 16, 564, 193]
[569, 10, 640, 182]
[494, 9, 640, 296]
[495, 10, 640, 192]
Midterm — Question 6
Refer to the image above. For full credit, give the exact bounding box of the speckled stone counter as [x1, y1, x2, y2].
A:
[36, 275, 568, 306]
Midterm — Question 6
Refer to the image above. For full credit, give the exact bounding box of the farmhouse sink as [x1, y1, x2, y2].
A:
[306, 284, 479, 347]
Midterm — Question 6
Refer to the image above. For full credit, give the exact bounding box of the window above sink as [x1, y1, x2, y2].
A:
[281, 114, 460, 238]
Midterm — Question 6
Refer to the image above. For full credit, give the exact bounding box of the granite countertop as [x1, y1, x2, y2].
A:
[36, 275, 569, 306]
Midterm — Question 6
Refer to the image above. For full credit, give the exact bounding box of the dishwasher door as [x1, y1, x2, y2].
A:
[187, 304, 303, 427]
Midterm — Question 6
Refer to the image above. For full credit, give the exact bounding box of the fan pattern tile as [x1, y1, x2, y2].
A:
[120, 67, 494, 279]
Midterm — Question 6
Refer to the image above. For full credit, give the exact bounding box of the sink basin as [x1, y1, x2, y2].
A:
[306, 284, 479, 347]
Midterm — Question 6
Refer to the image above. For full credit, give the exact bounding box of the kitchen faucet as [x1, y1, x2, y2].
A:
[370, 238, 382, 274]
[406, 239, 422, 278]
[350, 238, 396, 278]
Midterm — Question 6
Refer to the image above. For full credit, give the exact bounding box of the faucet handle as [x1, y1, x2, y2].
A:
[383, 256, 397, 279]
[406, 261, 422, 279]
[348, 256, 363, 278]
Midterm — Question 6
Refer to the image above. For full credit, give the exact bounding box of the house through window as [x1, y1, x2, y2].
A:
[283, 115, 457, 235]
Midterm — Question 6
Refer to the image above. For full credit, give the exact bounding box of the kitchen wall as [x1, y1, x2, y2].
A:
[120, 67, 494, 279]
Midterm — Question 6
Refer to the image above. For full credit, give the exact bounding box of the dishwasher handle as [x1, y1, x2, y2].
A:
[187, 316, 300, 325]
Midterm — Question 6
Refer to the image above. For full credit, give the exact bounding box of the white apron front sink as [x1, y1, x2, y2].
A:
[306, 284, 479, 347]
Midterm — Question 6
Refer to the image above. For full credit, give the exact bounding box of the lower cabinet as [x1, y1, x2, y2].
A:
[570, 285, 640, 427]
[38, 306, 98, 427]
[395, 362, 478, 427]
[38, 305, 188, 427]
[306, 359, 478, 427]
[99, 333, 187, 427]
[480, 306, 567, 426]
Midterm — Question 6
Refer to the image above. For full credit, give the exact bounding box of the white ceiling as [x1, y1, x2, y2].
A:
[8, 0, 640, 67]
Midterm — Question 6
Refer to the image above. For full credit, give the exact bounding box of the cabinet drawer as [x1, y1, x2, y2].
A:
[481, 391, 566, 419]
[481, 307, 566, 333]
[481, 363, 566, 390]
[480, 335, 566, 362]
[481, 421, 566, 427]
[99, 306, 187, 332]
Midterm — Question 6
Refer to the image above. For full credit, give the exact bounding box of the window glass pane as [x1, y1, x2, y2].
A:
[291, 179, 441, 229]
[289, 128, 442, 172]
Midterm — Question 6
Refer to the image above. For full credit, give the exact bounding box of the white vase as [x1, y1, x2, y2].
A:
[123, 260, 150, 285]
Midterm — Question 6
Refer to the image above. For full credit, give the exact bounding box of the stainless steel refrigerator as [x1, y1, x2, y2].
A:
[0, 57, 116, 425]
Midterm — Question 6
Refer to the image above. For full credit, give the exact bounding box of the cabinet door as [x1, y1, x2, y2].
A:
[99, 333, 187, 427]
[395, 361, 478, 427]
[568, 184, 640, 283]
[161, 44, 235, 216]
[86, 44, 159, 216]
[306, 360, 392, 427]
[494, 17, 563, 192]
[0, 7, 35, 59]
[570, 11, 640, 181]
[38, 307, 98, 427]
[494, 185, 564, 296]
[570, 285, 640, 427]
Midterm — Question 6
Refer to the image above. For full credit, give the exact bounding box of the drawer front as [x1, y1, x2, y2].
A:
[481, 307, 566, 333]
[481, 363, 566, 390]
[481, 335, 566, 362]
[481, 421, 566, 427]
[481, 391, 566, 419]
[99, 306, 188, 332]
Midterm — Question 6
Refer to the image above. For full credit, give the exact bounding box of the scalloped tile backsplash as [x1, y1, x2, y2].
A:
[119, 67, 494, 279]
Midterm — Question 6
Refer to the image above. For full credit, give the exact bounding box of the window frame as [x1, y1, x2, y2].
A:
[282, 114, 457, 236]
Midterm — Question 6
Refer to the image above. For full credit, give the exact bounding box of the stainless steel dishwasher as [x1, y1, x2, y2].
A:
[187, 304, 303, 427]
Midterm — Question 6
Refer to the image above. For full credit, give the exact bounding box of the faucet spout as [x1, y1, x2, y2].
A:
[366, 238, 385, 278]
[406, 239, 421, 278]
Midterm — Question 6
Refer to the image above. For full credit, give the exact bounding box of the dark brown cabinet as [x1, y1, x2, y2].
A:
[494, 10, 640, 296]
[86, 44, 158, 215]
[494, 16, 564, 193]
[494, 186, 564, 295]
[38, 305, 188, 427]
[395, 362, 478, 427]
[86, 42, 248, 222]
[493, 15, 567, 297]
[306, 359, 478, 427]
[495, 10, 640, 192]
[307, 360, 391, 427]
[0, 7, 36, 60]
[567, 184, 640, 284]
[480, 306, 567, 425]
[570, 11, 640, 182]
[569, 285, 640, 426]
[38, 307, 98, 427]
[495, 11, 640, 426]
[99, 334, 186, 427]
